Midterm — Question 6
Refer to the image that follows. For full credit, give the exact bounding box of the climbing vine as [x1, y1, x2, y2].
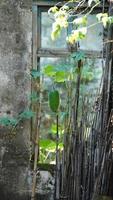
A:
[49, 0, 113, 43]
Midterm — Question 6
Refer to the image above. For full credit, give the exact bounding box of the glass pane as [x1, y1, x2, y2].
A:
[41, 12, 67, 49]
[79, 15, 103, 52]
[80, 58, 103, 95]
[39, 56, 104, 163]
[78, 58, 104, 137]
[39, 57, 73, 164]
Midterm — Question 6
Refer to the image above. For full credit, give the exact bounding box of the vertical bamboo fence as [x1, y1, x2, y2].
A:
[58, 3, 113, 200]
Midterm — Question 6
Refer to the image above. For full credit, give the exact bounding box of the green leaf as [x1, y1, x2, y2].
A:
[43, 65, 56, 77]
[78, 27, 87, 39]
[54, 71, 68, 82]
[96, 13, 108, 21]
[40, 139, 52, 149]
[71, 51, 85, 61]
[51, 124, 57, 134]
[96, 13, 109, 27]
[49, 6, 58, 14]
[18, 110, 35, 120]
[0, 117, 18, 127]
[51, 124, 64, 135]
[31, 69, 41, 79]
[81, 72, 94, 83]
[58, 142, 63, 150]
[108, 16, 113, 24]
[40, 139, 56, 152]
[67, 27, 87, 44]
[0, 117, 10, 126]
[81, 64, 94, 83]
[49, 90, 60, 112]
[73, 16, 87, 26]
[51, 23, 61, 40]
[9, 118, 18, 126]
[102, 16, 109, 27]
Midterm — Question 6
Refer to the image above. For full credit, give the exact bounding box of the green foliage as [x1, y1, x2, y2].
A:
[33, 0, 113, 165]
[40, 139, 56, 152]
[49, 6, 58, 14]
[54, 71, 68, 82]
[49, 90, 60, 113]
[0, 117, 18, 127]
[67, 27, 87, 44]
[96, 13, 113, 27]
[108, 16, 113, 24]
[0, 110, 35, 128]
[71, 51, 85, 61]
[81, 63, 94, 83]
[96, 13, 109, 27]
[43, 65, 56, 77]
[31, 69, 41, 79]
[73, 16, 87, 26]
[50, 7, 68, 40]
[51, 23, 62, 40]
[6, 0, 110, 164]
[18, 110, 35, 120]
[39, 138, 63, 163]
[49, 0, 113, 44]
[43, 64, 70, 82]
[51, 123, 64, 136]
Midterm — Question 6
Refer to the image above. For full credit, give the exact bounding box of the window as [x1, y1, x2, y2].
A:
[32, 0, 106, 164]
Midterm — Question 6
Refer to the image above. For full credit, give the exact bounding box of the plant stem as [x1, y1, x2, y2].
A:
[31, 106, 41, 200]
[55, 114, 60, 200]
[31, 79, 42, 200]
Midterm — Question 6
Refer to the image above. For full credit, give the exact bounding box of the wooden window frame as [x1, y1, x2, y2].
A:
[31, 0, 109, 164]
[32, 0, 109, 71]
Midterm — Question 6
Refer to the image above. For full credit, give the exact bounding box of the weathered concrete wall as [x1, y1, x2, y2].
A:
[0, 1, 54, 199]
[0, 0, 32, 199]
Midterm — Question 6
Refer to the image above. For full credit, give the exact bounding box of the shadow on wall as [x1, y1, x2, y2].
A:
[0, 185, 53, 200]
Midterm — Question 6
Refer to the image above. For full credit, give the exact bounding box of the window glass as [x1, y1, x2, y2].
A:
[41, 13, 103, 51]
[40, 57, 74, 92]
[39, 56, 104, 163]
[39, 57, 73, 163]
[79, 15, 103, 51]
[80, 58, 103, 95]
[37, 6, 104, 164]
[78, 58, 104, 137]
[41, 12, 67, 49]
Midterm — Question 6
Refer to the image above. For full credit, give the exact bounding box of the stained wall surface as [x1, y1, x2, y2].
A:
[0, 0, 32, 199]
[0, 1, 54, 199]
